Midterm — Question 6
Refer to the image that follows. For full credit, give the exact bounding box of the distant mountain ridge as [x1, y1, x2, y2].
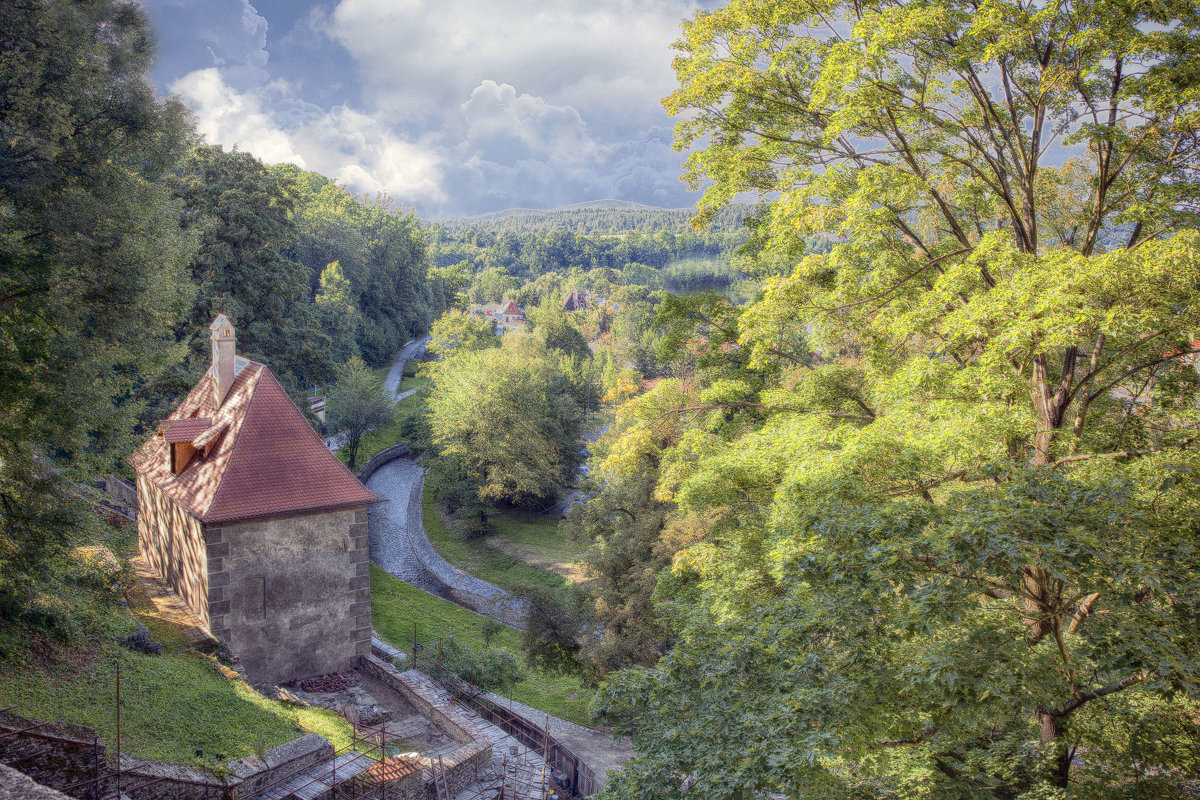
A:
[436, 200, 756, 235]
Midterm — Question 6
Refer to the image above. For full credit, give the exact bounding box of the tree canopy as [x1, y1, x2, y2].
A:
[592, 1, 1200, 797]
[0, 0, 195, 624]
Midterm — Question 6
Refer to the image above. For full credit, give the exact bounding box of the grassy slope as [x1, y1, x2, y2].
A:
[370, 565, 592, 726]
[0, 544, 358, 769]
[0, 644, 356, 768]
[420, 489, 571, 596]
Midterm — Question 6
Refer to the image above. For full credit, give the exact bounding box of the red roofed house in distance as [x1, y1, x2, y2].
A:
[132, 315, 381, 684]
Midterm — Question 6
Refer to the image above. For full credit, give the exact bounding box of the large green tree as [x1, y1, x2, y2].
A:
[168, 145, 331, 392]
[0, 0, 195, 622]
[282, 168, 434, 367]
[325, 358, 393, 471]
[598, 1, 1200, 798]
[425, 336, 584, 508]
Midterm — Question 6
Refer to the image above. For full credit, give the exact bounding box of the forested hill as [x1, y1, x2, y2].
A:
[437, 201, 756, 235]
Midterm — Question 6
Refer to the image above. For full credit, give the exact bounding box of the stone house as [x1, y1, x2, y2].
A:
[132, 315, 380, 685]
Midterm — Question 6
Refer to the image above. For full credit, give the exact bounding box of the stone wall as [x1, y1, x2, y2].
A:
[403, 475, 528, 628]
[208, 505, 370, 684]
[136, 475, 209, 627]
[104, 475, 139, 510]
[0, 763, 74, 800]
[355, 443, 409, 483]
[0, 711, 335, 800]
[357, 655, 493, 800]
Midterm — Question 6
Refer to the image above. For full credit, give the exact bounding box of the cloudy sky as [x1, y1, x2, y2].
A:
[139, 0, 714, 219]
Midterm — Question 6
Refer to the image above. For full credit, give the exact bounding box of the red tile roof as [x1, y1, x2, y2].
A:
[159, 418, 213, 442]
[363, 756, 422, 782]
[133, 361, 379, 524]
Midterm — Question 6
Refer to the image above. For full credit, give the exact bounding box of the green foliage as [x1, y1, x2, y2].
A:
[428, 309, 501, 360]
[168, 145, 331, 393]
[425, 336, 585, 508]
[593, 1, 1200, 797]
[0, 0, 197, 622]
[326, 358, 394, 470]
[530, 310, 592, 362]
[435, 634, 526, 694]
[280, 166, 435, 368]
[519, 586, 585, 678]
[315, 261, 361, 364]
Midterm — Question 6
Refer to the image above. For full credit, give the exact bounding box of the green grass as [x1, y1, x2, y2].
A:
[370, 565, 593, 725]
[398, 375, 429, 394]
[421, 489, 572, 596]
[0, 641, 358, 770]
[489, 511, 583, 568]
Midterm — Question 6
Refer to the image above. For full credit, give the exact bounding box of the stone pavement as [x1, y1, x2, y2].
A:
[366, 460, 529, 627]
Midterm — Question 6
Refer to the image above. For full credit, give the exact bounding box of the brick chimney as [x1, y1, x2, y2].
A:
[210, 314, 236, 407]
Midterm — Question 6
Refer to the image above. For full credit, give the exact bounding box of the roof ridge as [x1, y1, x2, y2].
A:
[201, 364, 264, 520]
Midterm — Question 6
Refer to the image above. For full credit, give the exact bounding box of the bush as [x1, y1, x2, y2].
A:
[437, 634, 525, 693]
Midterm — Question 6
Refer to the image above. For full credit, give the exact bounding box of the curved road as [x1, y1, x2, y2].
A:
[364, 458, 633, 786]
[382, 335, 429, 402]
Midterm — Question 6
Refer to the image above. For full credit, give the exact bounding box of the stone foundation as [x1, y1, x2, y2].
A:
[357, 654, 494, 799]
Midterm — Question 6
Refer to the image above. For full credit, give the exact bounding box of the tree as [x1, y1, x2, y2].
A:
[428, 309, 500, 360]
[170, 145, 332, 392]
[0, 0, 195, 623]
[597, 1, 1200, 797]
[425, 337, 584, 508]
[531, 310, 592, 362]
[325, 358, 393, 470]
[276, 166, 435, 369]
[315, 261, 361, 364]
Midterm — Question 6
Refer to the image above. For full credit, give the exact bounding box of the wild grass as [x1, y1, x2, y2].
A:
[420, 490, 571, 596]
[369, 565, 592, 725]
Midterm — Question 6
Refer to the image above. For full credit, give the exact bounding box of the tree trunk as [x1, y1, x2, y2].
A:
[1038, 712, 1072, 788]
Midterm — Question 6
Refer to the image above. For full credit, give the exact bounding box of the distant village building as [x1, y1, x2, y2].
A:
[563, 290, 591, 312]
[132, 315, 379, 685]
[467, 300, 526, 333]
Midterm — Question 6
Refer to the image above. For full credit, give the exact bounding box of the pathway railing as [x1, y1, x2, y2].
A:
[411, 637, 599, 797]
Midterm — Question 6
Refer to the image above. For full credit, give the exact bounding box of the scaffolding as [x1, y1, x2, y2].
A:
[412, 637, 597, 798]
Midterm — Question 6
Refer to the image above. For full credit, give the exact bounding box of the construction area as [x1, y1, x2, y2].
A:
[0, 641, 593, 800]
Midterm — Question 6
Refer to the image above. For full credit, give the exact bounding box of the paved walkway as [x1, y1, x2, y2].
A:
[365, 459, 442, 593]
[365, 459, 528, 627]
[383, 336, 429, 401]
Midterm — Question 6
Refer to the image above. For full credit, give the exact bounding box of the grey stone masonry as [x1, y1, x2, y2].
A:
[357, 655, 493, 800]
[365, 460, 528, 628]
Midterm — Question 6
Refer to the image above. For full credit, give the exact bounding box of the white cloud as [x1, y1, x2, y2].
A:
[145, 0, 707, 215]
[324, 0, 696, 131]
[460, 81, 600, 162]
[171, 69, 447, 209]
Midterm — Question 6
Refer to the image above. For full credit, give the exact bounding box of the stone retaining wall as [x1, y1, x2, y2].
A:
[0, 711, 332, 800]
[356, 443, 410, 484]
[104, 475, 139, 510]
[357, 654, 493, 800]
[403, 474, 529, 628]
